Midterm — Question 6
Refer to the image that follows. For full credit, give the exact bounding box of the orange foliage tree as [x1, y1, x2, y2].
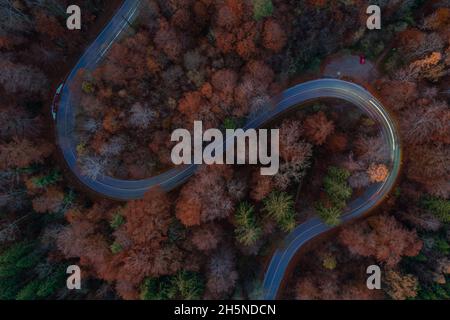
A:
[0, 138, 53, 170]
[262, 19, 287, 52]
[304, 111, 335, 145]
[176, 166, 235, 227]
[57, 190, 183, 300]
[32, 187, 65, 214]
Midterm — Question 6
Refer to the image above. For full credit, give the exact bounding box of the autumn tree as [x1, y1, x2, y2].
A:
[400, 100, 449, 145]
[176, 166, 235, 227]
[34, 9, 65, 40]
[262, 19, 287, 52]
[234, 60, 275, 116]
[354, 134, 389, 163]
[128, 103, 157, 130]
[422, 8, 450, 31]
[94, 30, 150, 86]
[114, 244, 183, 299]
[57, 203, 113, 278]
[367, 163, 389, 183]
[376, 80, 418, 111]
[276, 118, 313, 189]
[250, 173, 274, 202]
[295, 269, 380, 300]
[216, 0, 243, 30]
[397, 29, 443, 60]
[177, 90, 219, 128]
[148, 130, 174, 167]
[190, 223, 224, 251]
[122, 189, 171, 246]
[226, 176, 248, 202]
[234, 202, 262, 247]
[0, 105, 42, 139]
[154, 19, 182, 62]
[295, 272, 340, 300]
[275, 160, 311, 190]
[279, 119, 312, 163]
[339, 215, 423, 267]
[32, 187, 64, 214]
[395, 51, 447, 82]
[406, 143, 450, 198]
[211, 69, 238, 108]
[78, 156, 106, 180]
[57, 190, 183, 300]
[348, 171, 370, 189]
[214, 0, 259, 59]
[326, 132, 348, 153]
[0, 58, 48, 95]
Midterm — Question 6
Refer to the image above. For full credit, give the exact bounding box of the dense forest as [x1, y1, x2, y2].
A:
[0, 0, 449, 300]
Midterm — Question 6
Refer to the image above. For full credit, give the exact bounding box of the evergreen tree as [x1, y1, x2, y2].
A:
[316, 167, 353, 226]
[0, 242, 65, 300]
[323, 167, 352, 209]
[263, 191, 296, 232]
[423, 196, 450, 223]
[141, 271, 205, 300]
[234, 202, 262, 246]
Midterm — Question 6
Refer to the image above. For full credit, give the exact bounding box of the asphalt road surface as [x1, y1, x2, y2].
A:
[54, 0, 402, 300]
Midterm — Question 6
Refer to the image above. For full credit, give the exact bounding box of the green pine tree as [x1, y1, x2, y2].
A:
[141, 271, 205, 300]
[315, 167, 353, 226]
[0, 242, 42, 300]
[253, 0, 273, 21]
[423, 196, 450, 223]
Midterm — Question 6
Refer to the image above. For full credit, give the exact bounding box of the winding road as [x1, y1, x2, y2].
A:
[54, 0, 401, 300]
